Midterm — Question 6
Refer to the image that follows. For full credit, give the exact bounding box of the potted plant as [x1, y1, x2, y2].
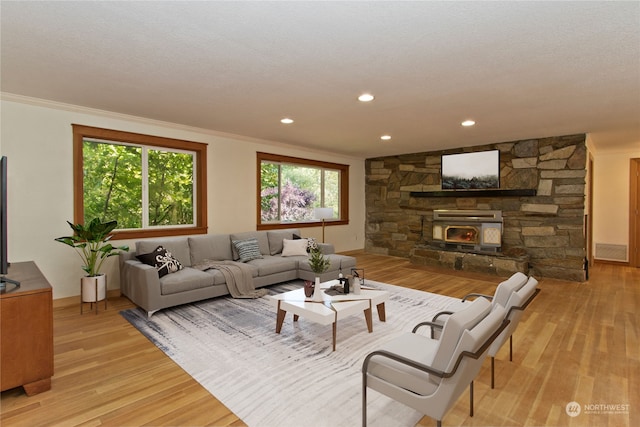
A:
[308, 248, 330, 301]
[55, 218, 129, 305]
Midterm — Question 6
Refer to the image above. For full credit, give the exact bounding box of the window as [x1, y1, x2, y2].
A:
[72, 125, 207, 239]
[257, 152, 348, 230]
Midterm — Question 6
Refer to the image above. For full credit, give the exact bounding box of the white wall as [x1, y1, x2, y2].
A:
[0, 96, 366, 299]
[591, 144, 640, 258]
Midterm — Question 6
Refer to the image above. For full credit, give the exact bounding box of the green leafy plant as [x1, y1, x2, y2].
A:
[308, 248, 330, 274]
[55, 218, 129, 277]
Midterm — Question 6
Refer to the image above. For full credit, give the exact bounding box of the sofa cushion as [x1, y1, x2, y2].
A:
[160, 267, 216, 295]
[246, 255, 298, 276]
[202, 268, 228, 285]
[188, 234, 233, 264]
[232, 238, 264, 262]
[230, 231, 270, 259]
[337, 254, 357, 270]
[136, 237, 192, 267]
[267, 229, 296, 255]
[281, 238, 309, 257]
[137, 245, 184, 278]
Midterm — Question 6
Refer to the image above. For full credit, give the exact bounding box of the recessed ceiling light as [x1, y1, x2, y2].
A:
[461, 120, 476, 127]
[380, 135, 391, 141]
[358, 93, 375, 102]
[281, 118, 294, 124]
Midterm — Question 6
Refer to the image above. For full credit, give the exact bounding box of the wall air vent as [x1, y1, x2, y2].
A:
[594, 243, 628, 262]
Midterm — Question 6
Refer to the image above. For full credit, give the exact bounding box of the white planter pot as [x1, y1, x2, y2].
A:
[312, 277, 323, 301]
[81, 274, 106, 303]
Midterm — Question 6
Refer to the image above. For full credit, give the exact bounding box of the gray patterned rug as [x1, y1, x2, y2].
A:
[121, 280, 457, 427]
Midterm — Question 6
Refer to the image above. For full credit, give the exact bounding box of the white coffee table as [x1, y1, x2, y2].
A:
[270, 279, 389, 351]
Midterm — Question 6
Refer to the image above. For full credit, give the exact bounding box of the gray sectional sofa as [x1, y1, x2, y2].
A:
[119, 228, 356, 316]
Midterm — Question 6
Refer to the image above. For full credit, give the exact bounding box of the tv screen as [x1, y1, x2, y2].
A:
[1, 155, 7, 275]
[441, 150, 500, 190]
[1, 155, 20, 289]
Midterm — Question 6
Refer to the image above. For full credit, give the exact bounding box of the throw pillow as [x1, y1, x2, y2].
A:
[281, 238, 309, 257]
[137, 245, 184, 278]
[306, 237, 319, 253]
[232, 238, 263, 262]
[293, 234, 319, 253]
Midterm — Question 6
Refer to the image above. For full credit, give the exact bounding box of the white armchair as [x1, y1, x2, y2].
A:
[362, 297, 509, 427]
[432, 272, 539, 388]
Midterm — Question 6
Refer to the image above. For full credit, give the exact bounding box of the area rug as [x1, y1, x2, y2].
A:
[121, 280, 458, 427]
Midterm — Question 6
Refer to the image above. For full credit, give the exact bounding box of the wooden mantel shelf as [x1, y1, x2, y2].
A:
[409, 189, 537, 198]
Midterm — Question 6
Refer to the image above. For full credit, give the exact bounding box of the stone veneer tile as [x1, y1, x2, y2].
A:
[538, 159, 567, 169]
[540, 170, 587, 179]
[521, 203, 559, 214]
[539, 145, 576, 161]
[524, 235, 570, 247]
[537, 179, 553, 196]
[522, 226, 556, 236]
[512, 157, 537, 168]
[368, 173, 392, 181]
[400, 184, 427, 192]
[555, 184, 584, 194]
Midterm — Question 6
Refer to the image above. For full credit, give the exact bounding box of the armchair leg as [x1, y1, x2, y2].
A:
[469, 380, 474, 416]
[491, 356, 495, 389]
[362, 373, 367, 427]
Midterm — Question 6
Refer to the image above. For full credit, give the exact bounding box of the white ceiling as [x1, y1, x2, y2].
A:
[1, 1, 639, 158]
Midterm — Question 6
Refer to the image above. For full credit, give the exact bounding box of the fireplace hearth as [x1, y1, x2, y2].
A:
[431, 209, 503, 253]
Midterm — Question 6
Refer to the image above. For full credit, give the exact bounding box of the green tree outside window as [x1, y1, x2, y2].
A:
[83, 140, 194, 229]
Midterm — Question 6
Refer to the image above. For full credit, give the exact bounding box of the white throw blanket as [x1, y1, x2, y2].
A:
[192, 259, 267, 299]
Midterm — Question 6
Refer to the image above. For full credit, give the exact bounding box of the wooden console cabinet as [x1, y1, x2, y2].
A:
[1, 261, 54, 396]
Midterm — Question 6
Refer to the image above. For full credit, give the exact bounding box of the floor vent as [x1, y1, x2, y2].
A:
[594, 243, 628, 262]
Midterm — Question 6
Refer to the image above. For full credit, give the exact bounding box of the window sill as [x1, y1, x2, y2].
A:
[110, 226, 208, 241]
[257, 220, 348, 231]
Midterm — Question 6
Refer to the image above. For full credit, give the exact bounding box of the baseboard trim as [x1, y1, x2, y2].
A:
[594, 259, 630, 267]
[53, 289, 122, 308]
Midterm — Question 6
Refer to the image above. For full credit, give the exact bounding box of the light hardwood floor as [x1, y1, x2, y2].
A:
[1, 251, 638, 427]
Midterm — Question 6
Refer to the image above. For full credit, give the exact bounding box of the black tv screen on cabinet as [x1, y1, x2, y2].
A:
[1, 155, 20, 288]
[441, 150, 500, 190]
[1, 155, 8, 275]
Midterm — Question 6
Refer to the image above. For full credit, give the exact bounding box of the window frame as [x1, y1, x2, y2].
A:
[72, 124, 207, 240]
[256, 152, 349, 231]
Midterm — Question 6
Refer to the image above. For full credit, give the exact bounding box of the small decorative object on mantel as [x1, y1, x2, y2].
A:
[55, 218, 129, 314]
[308, 248, 330, 301]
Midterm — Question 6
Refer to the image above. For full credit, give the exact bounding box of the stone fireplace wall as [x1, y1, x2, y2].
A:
[365, 134, 587, 281]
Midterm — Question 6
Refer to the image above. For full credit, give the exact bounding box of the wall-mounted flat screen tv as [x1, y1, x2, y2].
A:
[441, 150, 500, 190]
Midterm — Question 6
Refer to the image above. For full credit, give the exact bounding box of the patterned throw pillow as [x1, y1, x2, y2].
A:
[306, 237, 319, 253]
[137, 245, 184, 277]
[293, 234, 319, 253]
[232, 238, 263, 263]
